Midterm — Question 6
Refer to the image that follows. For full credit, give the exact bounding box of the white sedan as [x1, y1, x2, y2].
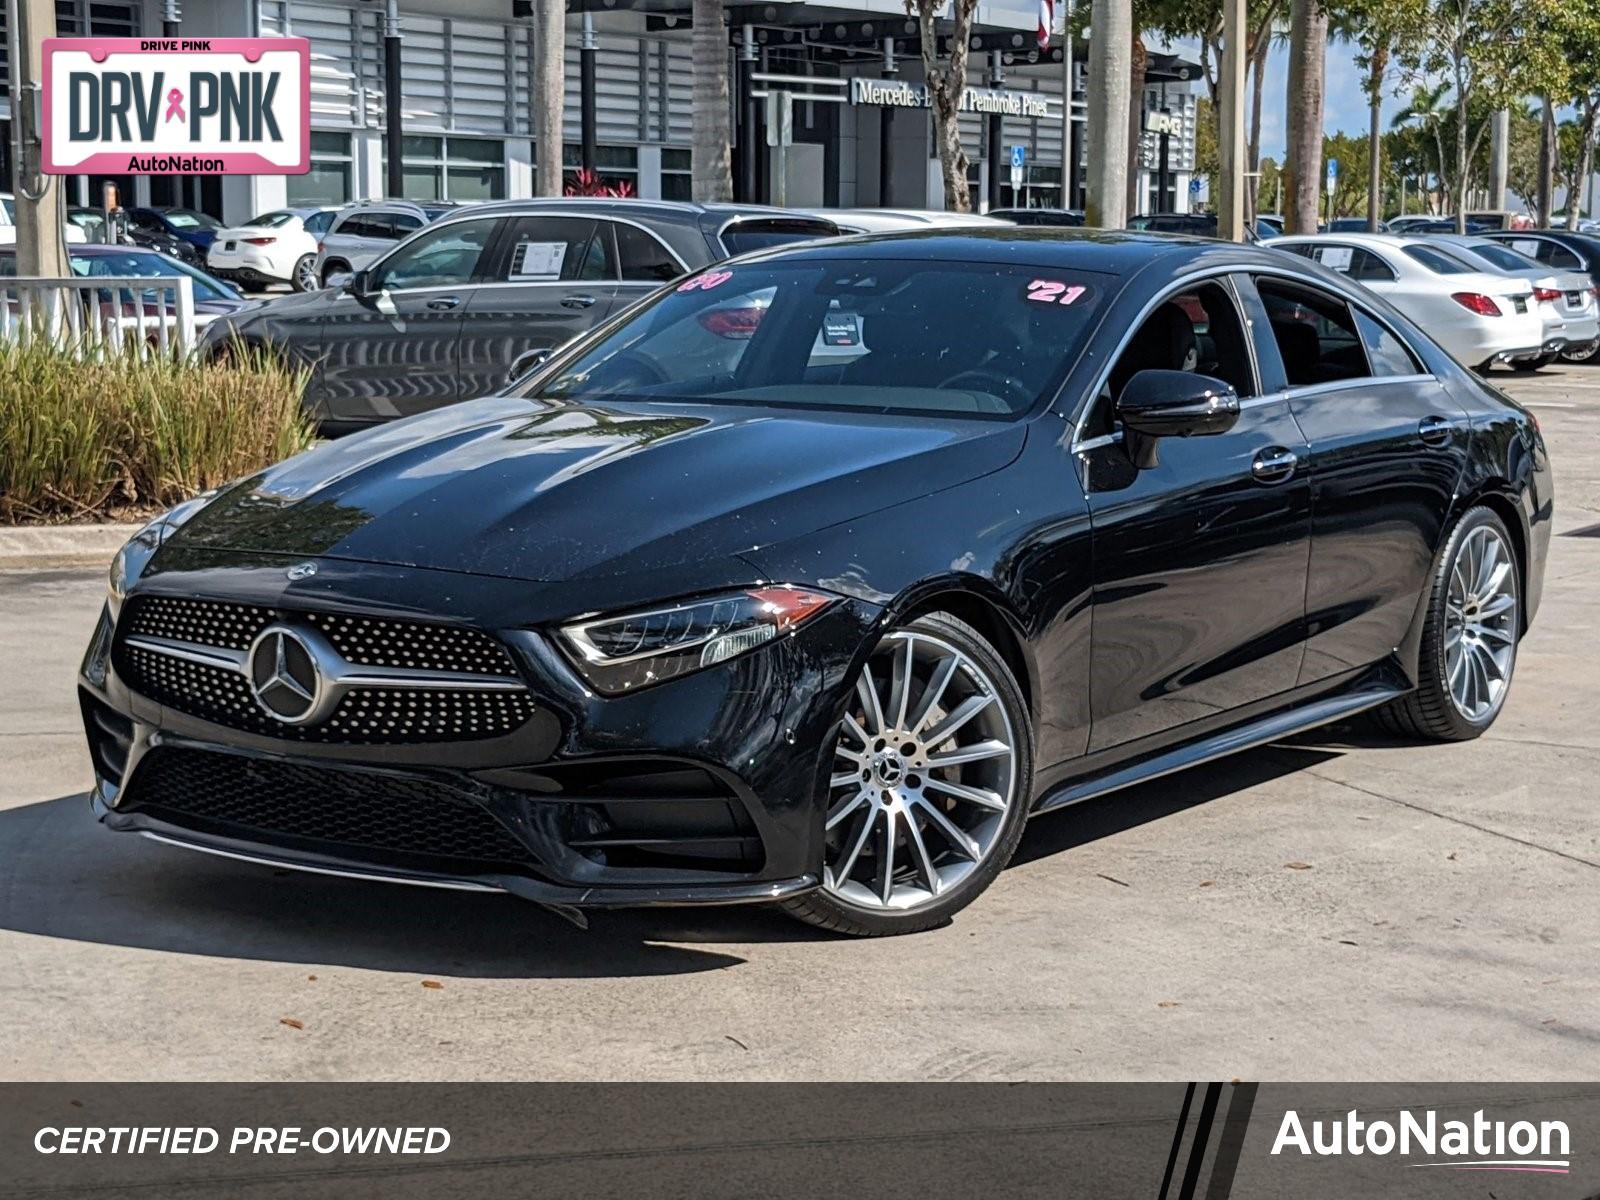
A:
[1270, 233, 1545, 372]
[205, 206, 338, 292]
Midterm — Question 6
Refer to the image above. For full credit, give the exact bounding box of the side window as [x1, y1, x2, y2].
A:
[492, 217, 601, 283]
[614, 222, 684, 282]
[337, 213, 383, 240]
[303, 211, 335, 237]
[369, 219, 495, 291]
[1347, 249, 1395, 282]
[391, 213, 422, 238]
[1353, 310, 1421, 377]
[1278, 243, 1316, 259]
[1089, 280, 1256, 439]
[1256, 279, 1371, 386]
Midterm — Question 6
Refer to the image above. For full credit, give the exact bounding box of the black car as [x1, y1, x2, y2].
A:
[1480, 229, 1600, 363]
[989, 207, 1085, 227]
[83, 230, 1550, 936]
[200, 199, 839, 434]
[126, 207, 224, 260]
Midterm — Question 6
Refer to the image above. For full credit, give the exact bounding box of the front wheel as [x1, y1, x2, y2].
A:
[1373, 506, 1520, 741]
[291, 254, 319, 292]
[781, 612, 1034, 936]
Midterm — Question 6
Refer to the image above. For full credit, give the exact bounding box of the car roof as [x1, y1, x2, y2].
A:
[1271, 231, 1404, 249]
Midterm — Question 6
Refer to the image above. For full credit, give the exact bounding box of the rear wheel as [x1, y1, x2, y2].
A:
[291, 254, 319, 292]
[1373, 506, 1520, 741]
[781, 612, 1033, 936]
[1560, 341, 1600, 365]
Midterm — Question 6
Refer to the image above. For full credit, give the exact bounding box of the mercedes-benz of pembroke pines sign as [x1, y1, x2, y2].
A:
[42, 38, 309, 175]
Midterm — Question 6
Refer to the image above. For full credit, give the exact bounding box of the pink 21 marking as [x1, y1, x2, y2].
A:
[1025, 280, 1088, 306]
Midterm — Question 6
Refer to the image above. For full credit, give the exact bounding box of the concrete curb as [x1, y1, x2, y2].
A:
[0, 523, 137, 570]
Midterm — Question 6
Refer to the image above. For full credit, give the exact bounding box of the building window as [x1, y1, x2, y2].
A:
[288, 131, 354, 206]
[660, 147, 691, 201]
[1000, 165, 1063, 211]
[384, 136, 507, 201]
[562, 144, 638, 196]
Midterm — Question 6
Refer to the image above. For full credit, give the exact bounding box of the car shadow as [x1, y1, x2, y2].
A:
[1, 741, 1355, 966]
[0, 794, 747, 978]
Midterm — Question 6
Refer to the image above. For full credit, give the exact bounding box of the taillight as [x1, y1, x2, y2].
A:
[243, 236, 276, 246]
[1532, 286, 1560, 302]
[1451, 292, 1502, 317]
[697, 306, 765, 340]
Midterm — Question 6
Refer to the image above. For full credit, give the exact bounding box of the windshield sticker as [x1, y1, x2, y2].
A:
[678, 269, 734, 293]
[1025, 280, 1089, 306]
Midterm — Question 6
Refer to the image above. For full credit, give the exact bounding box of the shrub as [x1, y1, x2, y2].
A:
[0, 339, 313, 523]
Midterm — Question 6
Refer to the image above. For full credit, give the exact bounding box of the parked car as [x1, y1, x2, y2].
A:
[207, 206, 339, 292]
[1127, 212, 1261, 242]
[92, 229, 1549, 935]
[1481, 228, 1600, 363]
[988, 207, 1085, 227]
[0, 193, 89, 245]
[1, 244, 250, 342]
[1419, 234, 1600, 369]
[125, 207, 223, 263]
[310, 200, 468, 286]
[66, 207, 110, 242]
[1385, 215, 1439, 234]
[796, 208, 1005, 234]
[1271, 233, 1545, 371]
[1326, 217, 1387, 233]
[1254, 215, 1284, 239]
[202, 198, 840, 433]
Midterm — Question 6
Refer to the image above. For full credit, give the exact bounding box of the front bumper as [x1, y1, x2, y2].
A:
[80, 551, 880, 907]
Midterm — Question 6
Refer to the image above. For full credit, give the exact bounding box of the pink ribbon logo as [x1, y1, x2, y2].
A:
[164, 88, 185, 123]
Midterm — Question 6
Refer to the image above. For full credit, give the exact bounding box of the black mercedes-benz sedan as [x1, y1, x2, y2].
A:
[80, 230, 1552, 936]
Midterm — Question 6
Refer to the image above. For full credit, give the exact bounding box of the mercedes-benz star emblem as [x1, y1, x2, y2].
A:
[286, 561, 318, 581]
[247, 626, 324, 724]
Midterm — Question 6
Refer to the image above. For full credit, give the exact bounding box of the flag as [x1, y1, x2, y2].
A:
[1038, 0, 1053, 48]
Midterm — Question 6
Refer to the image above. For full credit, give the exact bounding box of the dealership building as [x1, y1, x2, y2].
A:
[1, 0, 1199, 224]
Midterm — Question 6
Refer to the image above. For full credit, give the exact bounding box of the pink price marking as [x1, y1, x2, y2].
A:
[1025, 279, 1088, 306]
[677, 269, 734, 293]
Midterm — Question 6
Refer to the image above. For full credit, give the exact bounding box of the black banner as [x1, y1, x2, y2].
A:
[2, 1083, 1596, 1198]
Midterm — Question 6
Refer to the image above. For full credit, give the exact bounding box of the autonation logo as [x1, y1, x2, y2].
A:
[1272, 1108, 1571, 1174]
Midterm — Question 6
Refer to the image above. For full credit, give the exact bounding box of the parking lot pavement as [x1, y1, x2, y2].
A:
[2, 368, 1597, 1083]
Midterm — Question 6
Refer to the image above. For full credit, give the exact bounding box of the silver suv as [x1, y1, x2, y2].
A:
[311, 200, 464, 286]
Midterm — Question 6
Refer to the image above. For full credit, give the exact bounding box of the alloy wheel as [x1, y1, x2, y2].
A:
[294, 257, 319, 291]
[1444, 524, 1518, 722]
[822, 630, 1018, 912]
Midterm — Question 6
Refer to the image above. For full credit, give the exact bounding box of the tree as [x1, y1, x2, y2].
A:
[1392, 83, 1451, 212]
[1284, 0, 1329, 233]
[1391, 0, 1569, 232]
[531, 2, 564, 197]
[1546, 7, 1600, 226]
[907, 0, 981, 211]
[692, 0, 733, 201]
[1336, 0, 1422, 228]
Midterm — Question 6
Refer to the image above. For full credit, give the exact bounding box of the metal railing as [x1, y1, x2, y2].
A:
[0, 275, 198, 357]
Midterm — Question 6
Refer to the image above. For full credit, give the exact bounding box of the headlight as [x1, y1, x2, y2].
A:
[559, 587, 835, 694]
[108, 489, 218, 613]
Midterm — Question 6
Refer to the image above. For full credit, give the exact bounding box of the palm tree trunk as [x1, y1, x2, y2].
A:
[1086, 0, 1132, 227]
[1366, 45, 1386, 231]
[1247, 34, 1269, 222]
[692, 0, 733, 202]
[1126, 34, 1147, 213]
[1284, 0, 1327, 234]
[914, 0, 978, 212]
[1571, 105, 1598, 230]
[531, 2, 564, 197]
[1537, 96, 1556, 225]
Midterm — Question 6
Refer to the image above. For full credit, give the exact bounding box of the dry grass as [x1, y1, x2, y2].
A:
[0, 339, 313, 523]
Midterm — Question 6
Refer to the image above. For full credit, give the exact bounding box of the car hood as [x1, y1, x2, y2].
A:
[170, 395, 1027, 582]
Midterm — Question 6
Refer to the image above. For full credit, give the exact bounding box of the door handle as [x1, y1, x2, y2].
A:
[561, 294, 599, 309]
[425, 295, 462, 311]
[1418, 415, 1454, 446]
[1251, 446, 1299, 484]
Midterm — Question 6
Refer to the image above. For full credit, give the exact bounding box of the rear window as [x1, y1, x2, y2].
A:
[719, 218, 839, 255]
[244, 211, 295, 228]
[1467, 243, 1538, 272]
[533, 258, 1113, 418]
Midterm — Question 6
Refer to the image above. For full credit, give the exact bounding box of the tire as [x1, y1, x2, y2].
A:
[291, 254, 319, 293]
[781, 612, 1034, 936]
[1560, 341, 1600, 365]
[1372, 506, 1521, 742]
[1510, 354, 1555, 372]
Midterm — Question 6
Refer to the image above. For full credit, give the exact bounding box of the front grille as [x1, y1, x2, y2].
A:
[125, 747, 537, 872]
[116, 595, 534, 744]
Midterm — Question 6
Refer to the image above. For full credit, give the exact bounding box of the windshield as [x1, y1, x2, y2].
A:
[0, 195, 14, 223]
[532, 258, 1114, 419]
[243, 211, 295, 228]
[162, 209, 222, 231]
[68, 251, 241, 302]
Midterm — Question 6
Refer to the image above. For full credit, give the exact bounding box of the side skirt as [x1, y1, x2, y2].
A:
[1030, 682, 1404, 817]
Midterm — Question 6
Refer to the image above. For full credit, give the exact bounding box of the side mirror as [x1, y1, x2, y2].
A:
[327, 269, 355, 292]
[1115, 370, 1240, 469]
[507, 347, 552, 386]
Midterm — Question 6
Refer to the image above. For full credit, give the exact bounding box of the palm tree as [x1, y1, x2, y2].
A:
[692, 0, 733, 201]
[1392, 83, 1450, 213]
[1283, 0, 1328, 234]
